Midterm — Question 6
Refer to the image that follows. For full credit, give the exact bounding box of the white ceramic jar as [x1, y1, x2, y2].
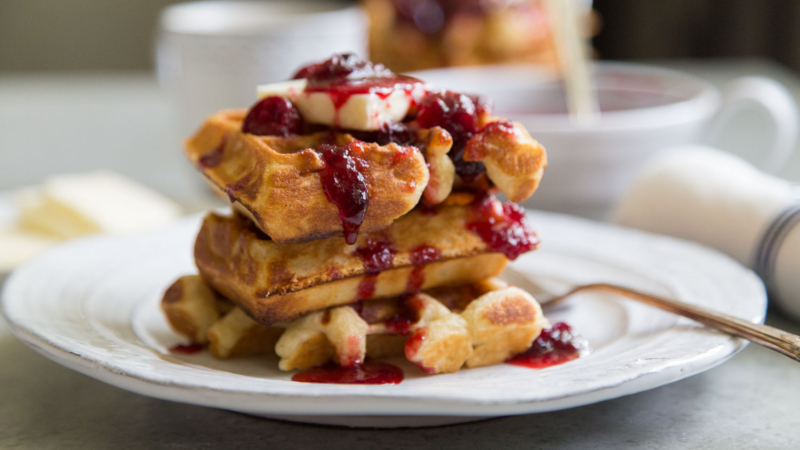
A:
[156, 1, 368, 134]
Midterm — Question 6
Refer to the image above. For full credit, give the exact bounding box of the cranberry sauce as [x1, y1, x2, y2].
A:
[507, 322, 590, 369]
[294, 54, 424, 114]
[416, 91, 492, 182]
[466, 193, 539, 260]
[404, 328, 435, 374]
[316, 142, 370, 244]
[349, 122, 418, 146]
[354, 235, 397, 300]
[384, 294, 425, 335]
[242, 96, 304, 136]
[407, 244, 441, 293]
[292, 360, 404, 385]
[169, 343, 204, 354]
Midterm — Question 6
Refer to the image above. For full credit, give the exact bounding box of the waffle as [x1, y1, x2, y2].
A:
[168, 54, 551, 379]
[185, 110, 455, 243]
[186, 110, 545, 243]
[162, 276, 549, 374]
[194, 200, 510, 325]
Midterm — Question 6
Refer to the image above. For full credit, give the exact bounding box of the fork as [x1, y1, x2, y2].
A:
[499, 266, 800, 362]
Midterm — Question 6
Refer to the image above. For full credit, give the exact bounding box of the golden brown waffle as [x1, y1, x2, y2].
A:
[186, 110, 545, 243]
[194, 203, 509, 325]
[162, 276, 549, 374]
[185, 110, 453, 243]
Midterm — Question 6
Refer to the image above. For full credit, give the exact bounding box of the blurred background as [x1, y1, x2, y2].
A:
[3, 0, 800, 72]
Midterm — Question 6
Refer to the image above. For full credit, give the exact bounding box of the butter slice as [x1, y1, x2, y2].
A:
[257, 79, 426, 131]
[0, 227, 60, 271]
[18, 171, 181, 239]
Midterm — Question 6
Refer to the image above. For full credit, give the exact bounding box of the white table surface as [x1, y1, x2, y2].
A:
[1, 59, 800, 448]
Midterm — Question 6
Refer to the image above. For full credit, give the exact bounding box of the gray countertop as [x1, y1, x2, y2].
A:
[2, 59, 800, 448]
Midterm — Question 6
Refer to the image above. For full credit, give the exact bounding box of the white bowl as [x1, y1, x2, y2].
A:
[412, 63, 798, 218]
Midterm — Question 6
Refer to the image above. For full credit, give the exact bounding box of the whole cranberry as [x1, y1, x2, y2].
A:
[241, 96, 304, 136]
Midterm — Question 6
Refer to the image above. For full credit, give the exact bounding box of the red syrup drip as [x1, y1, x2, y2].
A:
[198, 135, 226, 169]
[292, 360, 404, 385]
[384, 294, 424, 335]
[317, 142, 370, 244]
[404, 328, 435, 374]
[169, 343, 204, 354]
[407, 244, 441, 293]
[241, 96, 304, 136]
[507, 322, 590, 369]
[357, 274, 378, 301]
[294, 54, 425, 126]
[466, 192, 539, 260]
[354, 235, 397, 300]
[416, 91, 492, 182]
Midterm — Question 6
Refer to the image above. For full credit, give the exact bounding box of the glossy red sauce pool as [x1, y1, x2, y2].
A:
[292, 361, 404, 385]
[507, 322, 590, 369]
[169, 343, 204, 354]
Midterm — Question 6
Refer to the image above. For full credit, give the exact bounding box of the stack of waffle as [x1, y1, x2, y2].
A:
[162, 54, 550, 375]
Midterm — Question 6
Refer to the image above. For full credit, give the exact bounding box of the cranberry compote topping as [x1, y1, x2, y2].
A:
[296, 54, 425, 119]
[354, 235, 397, 300]
[466, 193, 539, 260]
[507, 322, 590, 369]
[242, 96, 304, 136]
[357, 275, 378, 301]
[292, 360, 404, 385]
[317, 143, 370, 244]
[385, 294, 424, 335]
[355, 235, 397, 273]
[416, 91, 492, 182]
[295, 53, 393, 83]
[350, 122, 417, 146]
[407, 244, 441, 292]
[169, 343, 204, 354]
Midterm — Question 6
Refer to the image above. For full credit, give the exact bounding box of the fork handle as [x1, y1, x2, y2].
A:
[567, 284, 800, 362]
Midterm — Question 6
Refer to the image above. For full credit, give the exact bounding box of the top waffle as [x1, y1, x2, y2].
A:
[184, 54, 547, 244]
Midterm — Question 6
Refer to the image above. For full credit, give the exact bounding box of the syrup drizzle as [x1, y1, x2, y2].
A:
[466, 192, 539, 260]
[384, 294, 423, 335]
[317, 142, 370, 244]
[507, 322, 590, 369]
[407, 244, 441, 292]
[292, 360, 404, 385]
[354, 235, 397, 300]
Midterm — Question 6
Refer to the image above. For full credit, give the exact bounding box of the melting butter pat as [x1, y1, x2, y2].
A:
[256, 79, 426, 131]
[18, 171, 181, 239]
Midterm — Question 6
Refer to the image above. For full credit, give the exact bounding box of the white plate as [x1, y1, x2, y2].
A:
[1, 211, 766, 428]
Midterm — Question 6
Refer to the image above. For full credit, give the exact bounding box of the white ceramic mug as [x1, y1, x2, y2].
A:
[156, 1, 368, 135]
[413, 63, 799, 218]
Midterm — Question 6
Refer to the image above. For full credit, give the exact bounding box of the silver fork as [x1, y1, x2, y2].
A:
[499, 266, 800, 362]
